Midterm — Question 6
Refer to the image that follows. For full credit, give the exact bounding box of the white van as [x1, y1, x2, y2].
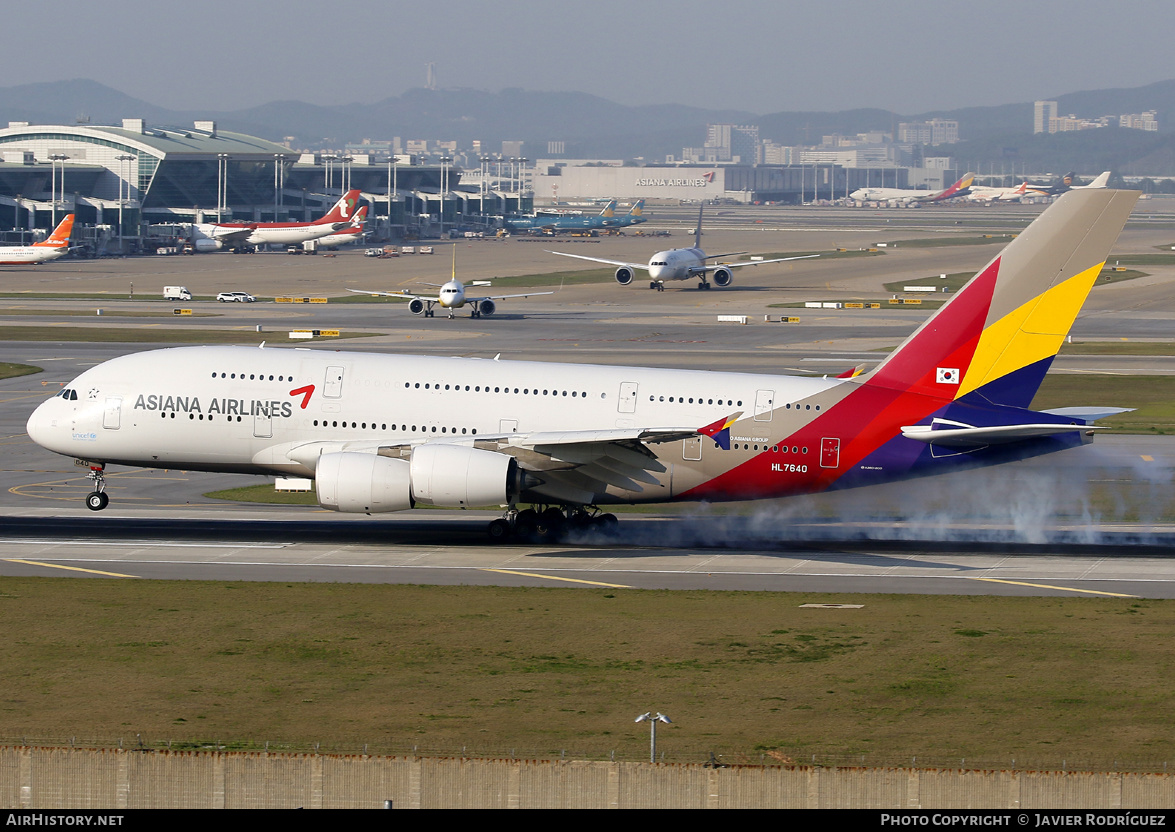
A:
[163, 286, 193, 301]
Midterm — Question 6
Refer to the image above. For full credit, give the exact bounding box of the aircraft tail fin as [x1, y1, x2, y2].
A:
[317, 189, 362, 224]
[350, 205, 368, 227]
[931, 172, 974, 201]
[628, 199, 645, 216]
[1086, 171, 1112, 188]
[599, 199, 617, 218]
[861, 188, 1138, 409]
[36, 214, 74, 247]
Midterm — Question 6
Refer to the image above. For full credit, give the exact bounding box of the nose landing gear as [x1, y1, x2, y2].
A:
[85, 465, 109, 511]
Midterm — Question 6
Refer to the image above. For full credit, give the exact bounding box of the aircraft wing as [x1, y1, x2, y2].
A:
[545, 250, 648, 271]
[703, 254, 819, 271]
[347, 288, 435, 302]
[202, 225, 255, 245]
[466, 291, 555, 302]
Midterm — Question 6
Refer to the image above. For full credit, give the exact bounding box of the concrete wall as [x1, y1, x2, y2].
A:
[2, 747, 1173, 809]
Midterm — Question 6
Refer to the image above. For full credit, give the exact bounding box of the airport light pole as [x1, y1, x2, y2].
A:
[439, 155, 452, 235]
[116, 154, 135, 243]
[322, 154, 337, 194]
[273, 154, 286, 219]
[340, 156, 353, 194]
[216, 154, 230, 223]
[634, 712, 671, 763]
[49, 154, 69, 227]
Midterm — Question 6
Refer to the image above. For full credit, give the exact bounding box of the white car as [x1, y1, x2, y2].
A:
[216, 292, 256, 303]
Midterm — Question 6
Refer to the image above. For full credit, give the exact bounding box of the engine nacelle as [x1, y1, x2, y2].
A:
[410, 444, 520, 507]
[712, 268, 733, 287]
[408, 298, 426, 315]
[615, 267, 634, 285]
[193, 238, 220, 253]
[315, 452, 412, 513]
[479, 299, 496, 317]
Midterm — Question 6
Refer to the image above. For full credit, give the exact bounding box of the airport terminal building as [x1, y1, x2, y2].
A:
[0, 119, 528, 249]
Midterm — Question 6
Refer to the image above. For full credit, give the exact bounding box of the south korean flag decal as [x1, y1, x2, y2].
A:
[935, 367, 960, 385]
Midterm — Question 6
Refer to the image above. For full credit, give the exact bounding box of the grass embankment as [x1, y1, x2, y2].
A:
[0, 309, 220, 318]
[0, 327, 378, 344]
[1032, 374, 1175, 435]
[884, 234, 1016, 248]
[738, 249, 885, 262]
[1, 578, 1172, 769]
[0, 362, 41, 380]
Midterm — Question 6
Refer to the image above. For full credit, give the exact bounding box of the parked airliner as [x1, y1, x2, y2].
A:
[26, 189, 1138, 542]
[0, 215, 74, 265]
[193, 190, 362, 250]
[318, 205, 367, 249]
[547, 206, 818, 290]
[849, 172, 975, 204]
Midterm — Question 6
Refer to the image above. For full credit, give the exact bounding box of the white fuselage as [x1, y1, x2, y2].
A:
[437, 280, 466, 308]
[0, 244, 67, 265]
[317, 228, 363, 249]
[648, 247, 706, 282]
[26, 346, 836, 501]
[850, 187, 936, 202]
[198, 222, 346, 248]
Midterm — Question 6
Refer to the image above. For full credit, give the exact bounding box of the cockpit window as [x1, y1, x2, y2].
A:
[59, 389, 78, 400]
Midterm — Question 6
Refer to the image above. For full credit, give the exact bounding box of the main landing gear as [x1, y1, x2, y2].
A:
[649, 281, 665, 292]
[697, 280, 711, 290]
[488, 505, 619, 543]
[85, 465, 109, 511]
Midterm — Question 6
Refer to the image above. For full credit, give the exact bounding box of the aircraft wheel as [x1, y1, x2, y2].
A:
[514, 508, 539, 541]
[700, 282, 711, 290]
[487, 518, 512, 542]
[593, 513, 619, 533]
[650, 281, 658, 290]
[86, 492, 109, 512]
[536, 507, 567, 541]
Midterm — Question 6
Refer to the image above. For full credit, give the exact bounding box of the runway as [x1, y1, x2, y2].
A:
[1, 510, 1175, 597]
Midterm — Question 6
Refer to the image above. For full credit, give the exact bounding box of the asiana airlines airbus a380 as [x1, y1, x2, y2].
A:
[27, 188, 1138, 541]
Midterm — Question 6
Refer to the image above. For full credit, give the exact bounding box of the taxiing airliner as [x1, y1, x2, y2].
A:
[849, 172, 975, 204]
[0, 215, 75, 265]
[193, 190, 362, 250]
[26, 188, 1137, 541]
[547, 206, 818, 290]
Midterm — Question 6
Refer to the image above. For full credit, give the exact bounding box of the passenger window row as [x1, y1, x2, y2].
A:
[311, 420, 478, 436]
[650, 395, 743, 406]
[404, 382, 591, 398]
[211, 372, 294, 382]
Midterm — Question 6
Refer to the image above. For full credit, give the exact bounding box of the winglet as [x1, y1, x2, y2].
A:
[836, 363, 866, 379]
[698, 411, 742, 450]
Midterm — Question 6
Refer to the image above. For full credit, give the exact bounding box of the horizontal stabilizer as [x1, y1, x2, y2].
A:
[1042, 406, 1134, 423]
[902, 421, 1097, 448]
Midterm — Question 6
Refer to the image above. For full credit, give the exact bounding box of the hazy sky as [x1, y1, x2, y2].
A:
[7, 0, 1174, 114]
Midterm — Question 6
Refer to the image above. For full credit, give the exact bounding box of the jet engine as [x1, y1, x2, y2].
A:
[316, 452, 412, 513]
[615, 267, 634, 285]
[409, 444, 522, 507]
[408, 299, 426, 315]
[712, 268, 733, 287]
[315, 446, 527, 513]
[479, 299, 496, 317]
[192, 239, 220, 253]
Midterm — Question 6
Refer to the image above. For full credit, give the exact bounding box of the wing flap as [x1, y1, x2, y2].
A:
[902, 422, 1097, 447]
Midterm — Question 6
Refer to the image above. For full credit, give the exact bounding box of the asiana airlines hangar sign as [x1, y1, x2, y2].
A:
[532, 166, 728, 201]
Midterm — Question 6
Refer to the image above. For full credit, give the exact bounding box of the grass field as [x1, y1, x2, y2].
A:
[0, 309, 220, 318]
[0, 327, 378, 344]
[1032, 374, 1175, 434]
[0, 362, 42, 380]
[2, 578, 1172, 769]
[887, 235, 1015, 248]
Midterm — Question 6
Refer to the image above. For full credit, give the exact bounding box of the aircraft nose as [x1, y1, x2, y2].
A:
[26, 399, 52, 448]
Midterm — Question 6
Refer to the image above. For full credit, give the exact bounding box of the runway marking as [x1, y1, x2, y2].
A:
[968, 577, 1138, 597]
[2, 559, 139, 578]
[480, 568, 630, 588]
[1141, 455, 1155, 462]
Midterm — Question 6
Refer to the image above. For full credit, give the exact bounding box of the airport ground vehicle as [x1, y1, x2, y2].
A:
[163, 286, 192, 301]
[216, 292, 256, 303]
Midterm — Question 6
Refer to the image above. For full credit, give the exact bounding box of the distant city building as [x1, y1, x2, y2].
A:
[1034, 101, 1058, 134]
[682, 124, 760, 164]
[1050, 114, 1110, 133]
[761, 141, 799, 165]
[1120, 110, 1159, 131]
[405, 139, 429, 154]
[547, 141, 565, 155]
[501, 141, 524, 157]
[897, 119, 958, 145]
